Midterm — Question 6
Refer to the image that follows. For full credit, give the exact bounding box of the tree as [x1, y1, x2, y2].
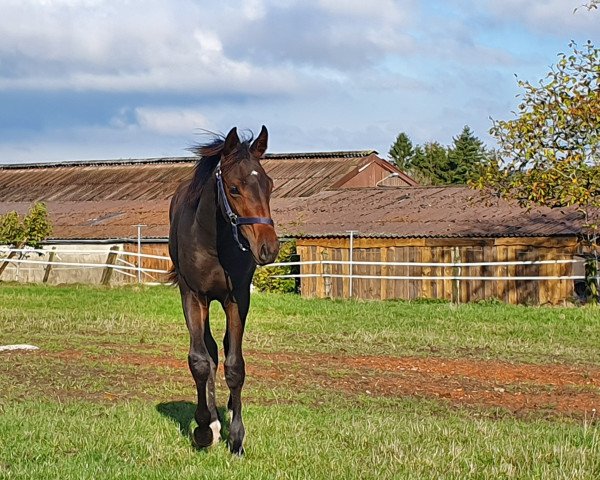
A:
[0, 202, 53, 248]
[446, 125, 487, 184]
[388, 132, 414, 171]
[409, 142, 450, 185]
[472, 41, 600, 301]
[473, 41, 599, 214]
[389, 127, 487, 185]
[576, 0, 599, 11]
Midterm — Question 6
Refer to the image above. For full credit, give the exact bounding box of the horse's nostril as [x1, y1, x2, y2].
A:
[260, 244, 269, 263]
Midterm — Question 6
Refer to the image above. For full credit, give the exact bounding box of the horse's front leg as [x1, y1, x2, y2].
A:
[223, 292, 249, 455]
[180, 286, 220, 448]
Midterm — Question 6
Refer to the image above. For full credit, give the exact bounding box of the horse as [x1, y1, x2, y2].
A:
[168, 126, 279, 455]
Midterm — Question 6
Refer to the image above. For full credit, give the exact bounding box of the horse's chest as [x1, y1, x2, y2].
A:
[180, 252, 229, 297]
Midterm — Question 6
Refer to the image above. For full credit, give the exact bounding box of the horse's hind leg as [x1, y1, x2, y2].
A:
[223, 292, 249, 456]
[180, 286, 219, 448]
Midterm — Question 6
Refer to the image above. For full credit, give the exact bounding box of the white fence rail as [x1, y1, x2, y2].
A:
[267, 259, 592, 281]
[0, 246, 171, 284]
[1, 247, 597, 290]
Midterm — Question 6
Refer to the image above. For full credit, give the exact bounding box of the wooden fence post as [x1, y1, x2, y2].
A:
[42, 247, 56, 283]
[101, 246, 120, 286]
[0, 251, 17, 280]
[0, 241, 27, 280]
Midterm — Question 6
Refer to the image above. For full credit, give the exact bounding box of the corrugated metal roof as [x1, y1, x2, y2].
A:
[0, 155, 585, 241]
[273, 187, 584, 239]
[0, 187, 584, 241]
[0, 151, 414, 201]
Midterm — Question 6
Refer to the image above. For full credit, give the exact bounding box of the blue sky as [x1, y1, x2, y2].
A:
[0, 0, 598, 163]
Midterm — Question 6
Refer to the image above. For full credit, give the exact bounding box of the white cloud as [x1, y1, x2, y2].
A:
[484, 0, 599, 35]
[0, 0, 308, 94]
[133, 107, 211, 136]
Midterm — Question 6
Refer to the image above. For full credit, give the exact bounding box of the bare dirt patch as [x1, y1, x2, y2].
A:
[246, 351, 600, 417]
[7, 347, 599, 418]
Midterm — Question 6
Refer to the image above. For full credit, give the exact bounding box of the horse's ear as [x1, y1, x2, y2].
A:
[222, 127, 240, 158]
[250, 125, 268, 159]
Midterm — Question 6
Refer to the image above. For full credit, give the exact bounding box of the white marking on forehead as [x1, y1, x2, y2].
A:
[250, 170, 259, 176]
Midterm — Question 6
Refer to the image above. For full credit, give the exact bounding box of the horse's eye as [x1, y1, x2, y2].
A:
[230, 186, 241, 196]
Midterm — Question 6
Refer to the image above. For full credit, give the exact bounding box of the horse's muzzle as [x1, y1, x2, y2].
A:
[257, 240, 280, 265]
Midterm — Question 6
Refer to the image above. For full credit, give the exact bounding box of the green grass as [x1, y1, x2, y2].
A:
[0, 284, 599, 479]
[0, 283, 598, 364]
[0, 400, 598, 480]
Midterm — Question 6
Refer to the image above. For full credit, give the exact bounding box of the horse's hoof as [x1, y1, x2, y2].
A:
[192, 426, 213, 449]
[229, 441, 245, 457]
[209, 420, 221, 445]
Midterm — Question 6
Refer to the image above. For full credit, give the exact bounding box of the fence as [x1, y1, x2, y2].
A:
[270, 258, 598, 304]
[1, 246, 597, 304]
[0, 246, 170, 285]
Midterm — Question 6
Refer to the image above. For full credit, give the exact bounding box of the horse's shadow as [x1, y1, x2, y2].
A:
[156, 401, 230, 448]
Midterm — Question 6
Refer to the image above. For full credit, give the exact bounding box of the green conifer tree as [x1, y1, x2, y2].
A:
[388, 132, 414, 171]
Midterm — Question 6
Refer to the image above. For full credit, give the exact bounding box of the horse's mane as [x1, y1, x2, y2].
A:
[186, 131, 254, 206]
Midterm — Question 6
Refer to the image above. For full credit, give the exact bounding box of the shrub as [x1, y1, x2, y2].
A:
[253, 240, 298, 293]
[0, 202, 53, 248]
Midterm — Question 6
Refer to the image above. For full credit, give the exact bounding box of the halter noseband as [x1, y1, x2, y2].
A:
[215, 163, 274, 252]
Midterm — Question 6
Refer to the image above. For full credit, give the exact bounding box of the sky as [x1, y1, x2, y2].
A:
[0, 0, 598, 164]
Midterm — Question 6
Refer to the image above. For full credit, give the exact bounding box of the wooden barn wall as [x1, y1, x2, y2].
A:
[122, 243, 171, 284]
[296, 237, 580, 305]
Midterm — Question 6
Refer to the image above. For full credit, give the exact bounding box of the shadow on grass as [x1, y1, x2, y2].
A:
[156, 401, 230, 447]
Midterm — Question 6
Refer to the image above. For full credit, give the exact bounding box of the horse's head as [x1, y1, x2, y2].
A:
[219, 126, 280, 265]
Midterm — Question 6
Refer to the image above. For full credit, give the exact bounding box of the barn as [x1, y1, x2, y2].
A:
[275, 187, 589, 305]
[0, 151, 593, 304]
[0, 151, 412, 284]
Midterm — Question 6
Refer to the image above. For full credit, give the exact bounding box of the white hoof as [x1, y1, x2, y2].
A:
[209, 420, 221, 445]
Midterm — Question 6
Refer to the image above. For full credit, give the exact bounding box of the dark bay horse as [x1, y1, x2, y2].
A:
[168, 126, 279, 455]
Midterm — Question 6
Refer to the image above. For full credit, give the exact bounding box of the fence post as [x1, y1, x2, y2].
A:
[0, 251, 17, 280]
[0, 241, 26, 279]
[451, 246, 461, 304]
[347, 230, 357, 299]
[585, 256, 599, 305]
[101, 246, 120, 286]
[42, 247, 56, 283]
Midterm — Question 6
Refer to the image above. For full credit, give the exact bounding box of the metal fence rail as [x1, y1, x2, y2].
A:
[1, 247, 597, 291]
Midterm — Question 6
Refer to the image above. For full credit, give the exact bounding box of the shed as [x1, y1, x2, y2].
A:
[0, 154, 593, 304]
[274, 187, 590, 304]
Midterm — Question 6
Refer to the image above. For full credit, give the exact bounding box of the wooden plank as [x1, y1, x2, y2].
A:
[395, 247, 407, 300]
[516, 249, 539, 304]
[451, 247, 461, 304]
[496, 246, 508, 303]
[341, 245, 349, 298]
[483, 245, 494, 299]
[296, 238, 427, 249]
[421, 247, 433, 299]
[425, 238, 494, 247]
[507, 246, 518, 305]
[380, 247, 389, 300]
[538, 248, 551, 305]
[409, 247, 420, 300]
[494, 237, 578, 247]
[439, 248, 449, 301]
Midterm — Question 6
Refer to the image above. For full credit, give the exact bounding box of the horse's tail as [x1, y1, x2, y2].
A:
[167, 266, 179, 286]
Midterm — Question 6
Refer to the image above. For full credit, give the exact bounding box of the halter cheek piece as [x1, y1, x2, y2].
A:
[215, 163, 274, 252]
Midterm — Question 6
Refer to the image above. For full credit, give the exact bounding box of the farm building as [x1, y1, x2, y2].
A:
[0, 151, 594, 304]
[0, 151, 412, 284]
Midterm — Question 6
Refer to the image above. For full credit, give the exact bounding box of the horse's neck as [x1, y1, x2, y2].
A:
[194, 173, 219, 240]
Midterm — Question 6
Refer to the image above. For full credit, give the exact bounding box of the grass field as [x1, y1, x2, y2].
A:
[0, 284, 599, 479]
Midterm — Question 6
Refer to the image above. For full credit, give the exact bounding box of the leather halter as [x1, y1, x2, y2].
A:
[215, 163, 274, 252]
